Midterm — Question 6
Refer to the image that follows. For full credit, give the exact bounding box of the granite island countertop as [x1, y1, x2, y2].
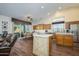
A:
[33, 33, 53, 37]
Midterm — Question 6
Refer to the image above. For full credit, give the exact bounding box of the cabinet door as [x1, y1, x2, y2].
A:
[56, 34, 64, 45]
[43, 24, 51, 29]
[64, 35, 73, 47]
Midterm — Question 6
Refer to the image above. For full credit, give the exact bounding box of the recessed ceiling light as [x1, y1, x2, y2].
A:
[58, 7, 62, 10]
[48, 13, 50, 15]
[41, 6, 44, 9]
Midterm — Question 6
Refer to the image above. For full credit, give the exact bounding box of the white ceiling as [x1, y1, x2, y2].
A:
[0, 3, 79, 20]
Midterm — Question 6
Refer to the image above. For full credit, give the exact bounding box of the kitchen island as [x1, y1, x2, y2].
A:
[33, 33, 53, 56]
[55, 32, 74, 47]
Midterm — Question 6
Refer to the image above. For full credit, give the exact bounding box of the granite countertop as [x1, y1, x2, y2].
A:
[33, 33, 53, 37]
[55, 32, 73, 35]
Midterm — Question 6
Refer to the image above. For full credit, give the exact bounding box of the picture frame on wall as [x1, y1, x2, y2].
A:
[2, 21, 8, 31]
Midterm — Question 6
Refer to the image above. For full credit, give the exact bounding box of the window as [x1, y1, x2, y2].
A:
[25, 25, 32, 32]
[52, 23, 65, 33]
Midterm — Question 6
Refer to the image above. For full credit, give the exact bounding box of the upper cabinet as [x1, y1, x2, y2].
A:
[33, 24, 51, 30]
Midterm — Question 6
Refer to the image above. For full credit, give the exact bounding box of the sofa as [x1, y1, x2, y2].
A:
[0, 34, 17, 56]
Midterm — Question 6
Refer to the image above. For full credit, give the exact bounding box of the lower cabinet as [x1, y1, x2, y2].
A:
[55, 33, 73, 47]
[64, 35, 73, 47]
[33, 36, 50, 56]
[56, 34, 64, 45]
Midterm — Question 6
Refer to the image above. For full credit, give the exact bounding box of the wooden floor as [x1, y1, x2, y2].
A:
[10, 38, 79, 56]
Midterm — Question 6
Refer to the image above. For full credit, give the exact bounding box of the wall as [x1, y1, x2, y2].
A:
[33, 7, 79, 25]
[52, 7, 79, 22]
[32, 18, 51, 25]
[0, 15, 13, 34]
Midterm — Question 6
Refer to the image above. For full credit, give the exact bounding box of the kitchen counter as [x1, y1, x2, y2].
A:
[33, 33, 53, 37]
[33, 33, 53, 56]
[55, 32, 73, 35]
[55, 32, 73, 47]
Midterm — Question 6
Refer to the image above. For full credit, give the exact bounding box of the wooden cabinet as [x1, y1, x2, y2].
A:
[55, 34, 64, 45]
[64, 35, 73, 47]
[33, 25, 36, 30]
[55, 33, 73, 47]
[43, 24, 51, 29]
[33, 24, 51, 30]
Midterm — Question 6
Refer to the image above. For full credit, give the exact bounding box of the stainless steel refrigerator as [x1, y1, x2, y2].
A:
[70, 24, 79, 47]
[70, 24, 79, 42]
